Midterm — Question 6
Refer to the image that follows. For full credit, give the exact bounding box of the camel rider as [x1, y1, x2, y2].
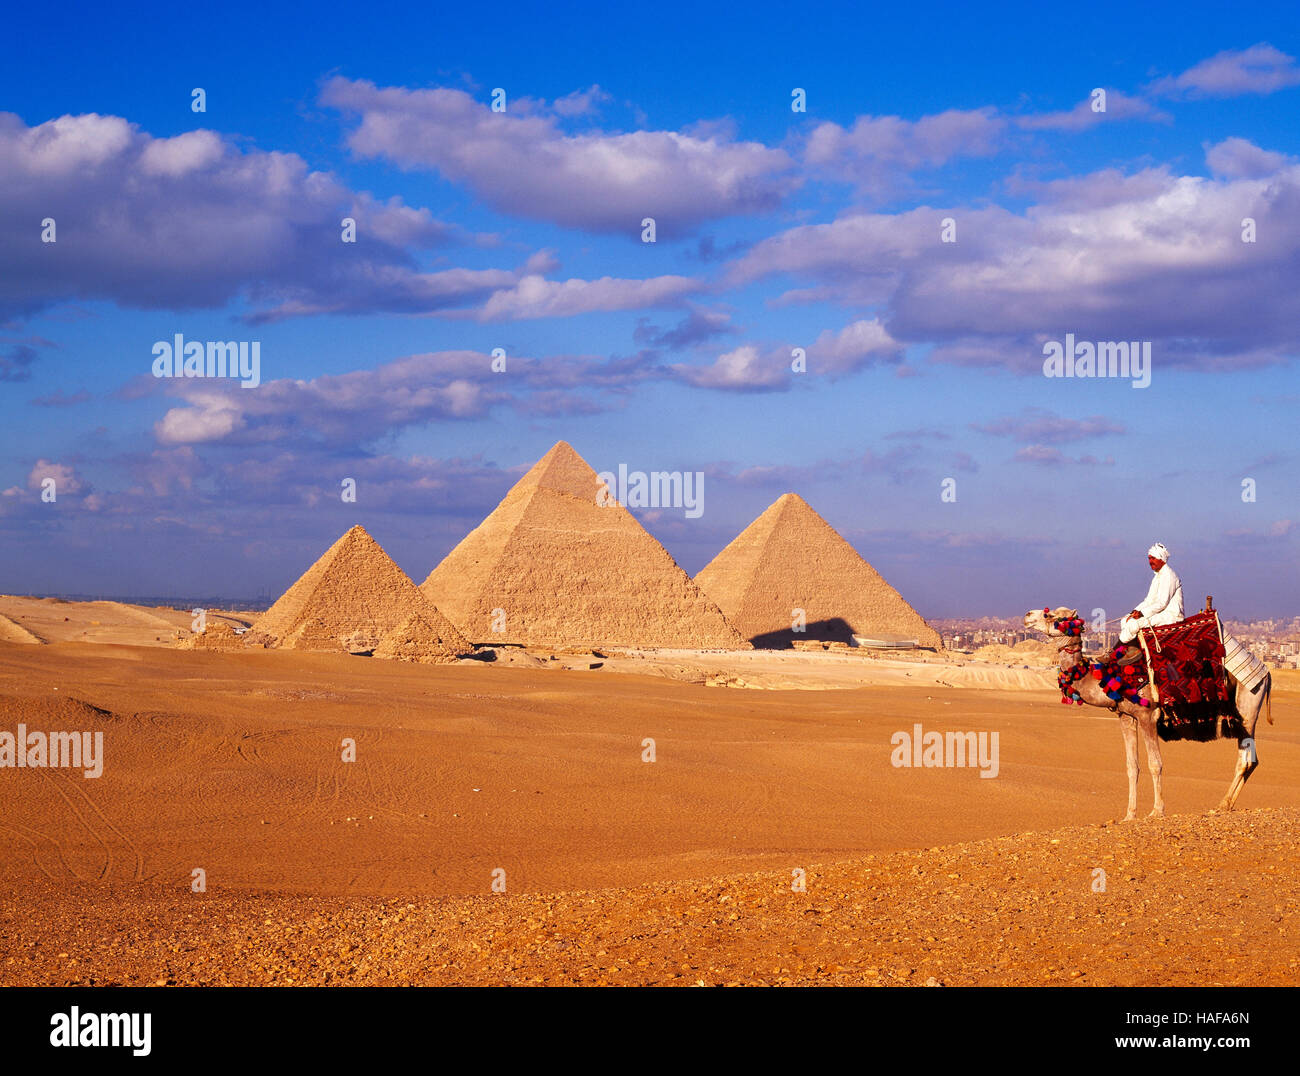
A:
[1119, 543, 1184, 644]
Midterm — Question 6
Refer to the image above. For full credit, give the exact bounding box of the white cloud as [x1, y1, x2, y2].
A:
[674, 344, 788, 390]
[321, 78, 798, 234]
[27, 459, 85, 495]
[1151, 43, 1300, 98]
[474, 273, 700, 321]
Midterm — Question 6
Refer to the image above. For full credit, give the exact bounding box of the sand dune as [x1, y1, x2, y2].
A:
[98, 602, 181, 630]
[0, 611, 43, 644]
[0, 595, 252, 647]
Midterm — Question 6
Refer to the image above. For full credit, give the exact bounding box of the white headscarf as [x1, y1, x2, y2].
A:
[1147, 543, 1170, 562]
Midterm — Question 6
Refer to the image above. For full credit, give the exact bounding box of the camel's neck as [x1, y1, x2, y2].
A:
[1058, 636, 1084, 674]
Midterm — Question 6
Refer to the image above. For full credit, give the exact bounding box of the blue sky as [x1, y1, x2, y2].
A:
[2, 1, 1297, 618]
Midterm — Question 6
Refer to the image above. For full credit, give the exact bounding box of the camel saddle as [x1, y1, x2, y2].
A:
[1137, 611, 1239, 740]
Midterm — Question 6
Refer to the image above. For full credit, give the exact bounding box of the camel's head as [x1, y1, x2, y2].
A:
[1024, 606, 1080, 636]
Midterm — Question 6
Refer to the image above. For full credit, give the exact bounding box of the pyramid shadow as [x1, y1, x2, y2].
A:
[750, 617, 857, 649]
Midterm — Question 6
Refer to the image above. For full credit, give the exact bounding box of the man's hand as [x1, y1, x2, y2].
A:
[1127, 610, 1143, 620]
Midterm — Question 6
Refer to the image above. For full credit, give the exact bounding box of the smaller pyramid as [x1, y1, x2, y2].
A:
[251, 525, 472, 655]
[695, 493, 941, 649]
[374, 613, 466, 664]
[179, 620, 245, 651]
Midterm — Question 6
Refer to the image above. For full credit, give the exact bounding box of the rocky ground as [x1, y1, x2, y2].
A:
[4, 807, 1295, 987]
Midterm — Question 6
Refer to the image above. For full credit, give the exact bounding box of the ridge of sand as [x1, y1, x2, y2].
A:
[695, 492, 941, 649]
[0, 692, 113, 724]
[0, 595, 253, 646]
[421, 441, 747, 649]
[373, 612, 468, 664]
[95, 601, 177, 630]
[250, 525, 471, 655]
[0, 611, 44, 644]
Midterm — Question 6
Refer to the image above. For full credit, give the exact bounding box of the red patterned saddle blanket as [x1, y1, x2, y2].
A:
[1139, 611, 1238, 740]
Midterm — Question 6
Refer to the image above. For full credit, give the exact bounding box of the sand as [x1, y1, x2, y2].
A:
[0, 611, 44, 644]
[0, 594, 254, 646]
[970, 638, 1062, 664]
[1, 596, 1297, 987]
[7, 809, 1297, 986]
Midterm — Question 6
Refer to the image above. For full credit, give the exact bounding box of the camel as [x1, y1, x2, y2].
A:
[1024, 606, 1273, 820]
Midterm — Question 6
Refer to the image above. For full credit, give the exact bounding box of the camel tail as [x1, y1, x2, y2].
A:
[1266, 681, 1274, 725]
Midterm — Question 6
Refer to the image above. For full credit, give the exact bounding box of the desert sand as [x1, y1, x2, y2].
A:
[1, 594, 1297, 986]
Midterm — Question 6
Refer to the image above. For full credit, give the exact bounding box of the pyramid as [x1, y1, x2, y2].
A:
[179, 620, 245, 651]
[251, 525, 472, 655]
[373, 612, 467, 664]
[694, 493, 941, 649]
[420, 441, 747, 649]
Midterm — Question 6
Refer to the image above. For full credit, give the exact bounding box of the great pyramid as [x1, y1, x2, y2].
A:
[694, 493, 941, 649]
[250, 525, 472, 658]
[420, 441, 747, 649]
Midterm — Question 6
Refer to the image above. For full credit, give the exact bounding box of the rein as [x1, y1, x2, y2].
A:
[1049, 611, 1090, 705]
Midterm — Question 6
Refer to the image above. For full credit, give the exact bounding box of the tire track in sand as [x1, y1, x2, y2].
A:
[0, 820, 69, 882]
[36, 768, 113, 880]
[37, 768, 146, 882]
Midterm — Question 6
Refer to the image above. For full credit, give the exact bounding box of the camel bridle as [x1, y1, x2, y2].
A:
[1047, 611, 1091, 706]
[1045, 609, 1153, 711]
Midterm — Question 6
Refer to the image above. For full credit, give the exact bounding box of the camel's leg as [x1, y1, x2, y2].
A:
[1138, 711, 1165, 817]
[1218, 736, 1259, 811]
[1120, 713, 1139, 821]
[1215, 678, 1266, 812]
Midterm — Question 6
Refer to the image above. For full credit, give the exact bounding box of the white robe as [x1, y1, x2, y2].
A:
[1120, 563, 1184, 642]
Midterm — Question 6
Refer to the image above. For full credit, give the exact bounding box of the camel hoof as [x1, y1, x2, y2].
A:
[1148, 808, 1165, 819]
[1123, 812, 1137, 822]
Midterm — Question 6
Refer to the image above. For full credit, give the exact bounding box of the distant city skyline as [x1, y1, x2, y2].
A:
[2, 2, 1297, 618]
